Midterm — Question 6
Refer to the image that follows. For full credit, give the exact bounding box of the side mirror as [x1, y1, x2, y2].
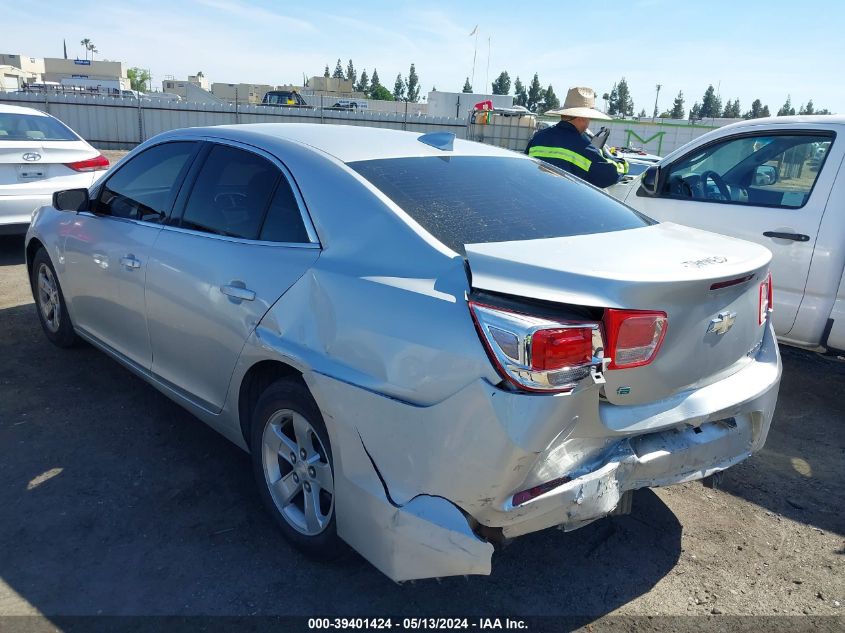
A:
[754, 164, 778, 186]
[640, 165, 660, 195]
[53, 188, 89, 212]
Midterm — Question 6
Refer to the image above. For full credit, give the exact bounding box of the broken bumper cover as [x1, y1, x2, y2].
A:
[305, 321, 780, 581]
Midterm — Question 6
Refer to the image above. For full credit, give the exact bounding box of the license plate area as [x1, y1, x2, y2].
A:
[17, 164, 46, 180]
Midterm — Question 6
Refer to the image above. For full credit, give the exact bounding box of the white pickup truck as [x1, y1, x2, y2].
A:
[614, 115, 845, 352]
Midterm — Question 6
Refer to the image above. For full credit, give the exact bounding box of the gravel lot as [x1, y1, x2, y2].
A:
[0, 232, 842, 630]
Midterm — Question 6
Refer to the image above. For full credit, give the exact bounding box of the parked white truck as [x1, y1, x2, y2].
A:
[614, 115, 845, 352]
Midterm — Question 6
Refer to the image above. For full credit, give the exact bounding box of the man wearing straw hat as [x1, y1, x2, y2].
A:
[525, 86, 628, 188]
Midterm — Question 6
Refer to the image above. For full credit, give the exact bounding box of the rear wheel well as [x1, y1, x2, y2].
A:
[26, 238, 45, 277]
[238, 360, 306, 449]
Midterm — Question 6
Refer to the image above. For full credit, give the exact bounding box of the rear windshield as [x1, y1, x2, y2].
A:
[0, 113, 78, 141]
[349, 156, 651, 254]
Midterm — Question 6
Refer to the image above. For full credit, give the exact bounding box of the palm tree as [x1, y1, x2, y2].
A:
[80, 38, 91, 60]
[196, 71, 204, 78]
[89, 45, 98, 61]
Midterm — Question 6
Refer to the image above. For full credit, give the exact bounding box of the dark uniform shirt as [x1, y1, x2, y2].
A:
[525, 121, 625, 188]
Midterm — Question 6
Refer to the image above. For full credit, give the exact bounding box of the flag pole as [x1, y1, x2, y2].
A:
[485, 36, 491, 95]
[470, 25, 478, 91]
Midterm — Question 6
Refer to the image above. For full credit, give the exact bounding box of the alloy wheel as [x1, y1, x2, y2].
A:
[37, 263, 61, 333]
[261, 409, 334, 536]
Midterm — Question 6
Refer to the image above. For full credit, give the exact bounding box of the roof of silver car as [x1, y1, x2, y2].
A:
[187, 123, 524, 163]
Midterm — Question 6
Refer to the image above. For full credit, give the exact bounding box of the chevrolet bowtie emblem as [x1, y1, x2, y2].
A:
[707, 311, 737, 335]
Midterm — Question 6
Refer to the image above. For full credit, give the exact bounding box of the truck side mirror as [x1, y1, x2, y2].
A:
[640, 166, 660, 195]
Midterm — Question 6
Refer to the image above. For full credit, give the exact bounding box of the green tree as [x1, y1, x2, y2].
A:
[491, 71, 511, 95]
[393, 73, 405, 100]
[127, 67, 150, 92]
[369, 68, 381, 98]
[670, 90, 685, 119]
[606, 83, 619, 114]
[332, 59, 344, 79]
[799, 99, 814, 115]
[722, 99, 741, 118]
[614, 77, 634, 116]
[370, 84, 394, 101]
[346, 59, 356, 85]
[699, 85, 721, 118]
[777, 95, 795, 116]
[526, 73, 545, 113]
[761, 104, 771, 117]
[323, 64, 330, 78]
[462, 77, 472, 93]
[723, 99, 741, 118]
[542, 84, 560, 112]
[637, 108, 647, 118]
[406, 64, 420, 102]
[514, 77, 527, 107]
[816, 107, 832, 115]
[689, 102, 702, 120]
[744, 98, 765, 119]
[80, 38, 92, 60]
[355, 69, 369, 94]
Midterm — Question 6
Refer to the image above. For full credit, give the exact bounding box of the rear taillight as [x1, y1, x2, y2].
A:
[603, 309, 668, 370]
[65, 154, 110, 172]
[468, 301, 601, 393]
[759, 272, 773, 325]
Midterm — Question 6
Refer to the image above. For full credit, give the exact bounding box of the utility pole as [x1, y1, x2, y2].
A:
[652, 84, 661, 120]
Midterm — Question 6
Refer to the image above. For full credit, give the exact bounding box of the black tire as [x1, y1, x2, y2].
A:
[30, 247, 78, 348]
[250, 378, 346, 560]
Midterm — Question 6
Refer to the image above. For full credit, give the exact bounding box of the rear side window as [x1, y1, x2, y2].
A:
[259, 179, 309, 243]
[95, 142, 197, 222]
[180, 145, 279, 239]
[0, 112, 78, 141]
[349, 156, 651, 254]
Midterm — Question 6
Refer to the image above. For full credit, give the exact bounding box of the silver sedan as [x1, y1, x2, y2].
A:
[25, 123, 781, 581]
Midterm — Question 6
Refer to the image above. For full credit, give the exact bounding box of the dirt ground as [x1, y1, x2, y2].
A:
[0, 233, 842, 630]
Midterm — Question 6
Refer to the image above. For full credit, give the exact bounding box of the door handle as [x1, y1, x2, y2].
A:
[220, 283, 256, 302]
[120, 255, 141, 269]
[763, 231, 809, 242]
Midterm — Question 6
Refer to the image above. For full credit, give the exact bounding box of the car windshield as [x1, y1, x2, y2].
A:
[349, 156, 652, 254]
[0, 113, 79, 141]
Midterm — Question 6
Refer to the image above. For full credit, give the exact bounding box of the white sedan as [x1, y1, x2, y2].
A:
[0, 104, 109, 234]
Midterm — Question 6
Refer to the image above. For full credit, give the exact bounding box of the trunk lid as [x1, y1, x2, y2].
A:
[465, 223, 772, 405]
[0, 140, 97, 196]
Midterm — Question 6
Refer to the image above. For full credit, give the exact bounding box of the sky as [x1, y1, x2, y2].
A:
[4, 0, 844, 114]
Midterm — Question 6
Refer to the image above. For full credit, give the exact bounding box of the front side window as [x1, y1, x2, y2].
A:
[661, 133, 834, 209]
[95, 142, 197, 222]
[179, 145, 281, 239]
[349, 156, 651, 254]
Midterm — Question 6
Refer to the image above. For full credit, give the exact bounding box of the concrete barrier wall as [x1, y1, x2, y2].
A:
[2, 91, 725, 157]
[0, 92, 466, 149]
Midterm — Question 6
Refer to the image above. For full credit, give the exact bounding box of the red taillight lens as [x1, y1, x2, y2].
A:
[468, 300, 600, 392]
[530, 327, 593, 370]
[65, 154, 110, 172]
[759, 272, 773, 325]
[603, 309, 668, 370]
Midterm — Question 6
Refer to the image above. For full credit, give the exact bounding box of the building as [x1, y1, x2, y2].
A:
[0, 53, 128, 93]
[162, 75, 219, 103]
[211, 82, 276, 105]
[41, 57, 126, 86]
[0, 54, 45, 90]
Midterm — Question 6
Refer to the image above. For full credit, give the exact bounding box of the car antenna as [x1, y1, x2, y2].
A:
[417, 132, 455, 151]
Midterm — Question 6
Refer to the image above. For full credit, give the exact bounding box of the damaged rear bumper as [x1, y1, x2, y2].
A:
[304, 321, 781, 581]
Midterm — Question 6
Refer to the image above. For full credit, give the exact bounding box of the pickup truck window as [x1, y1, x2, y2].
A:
[661, 132, 834, 209]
